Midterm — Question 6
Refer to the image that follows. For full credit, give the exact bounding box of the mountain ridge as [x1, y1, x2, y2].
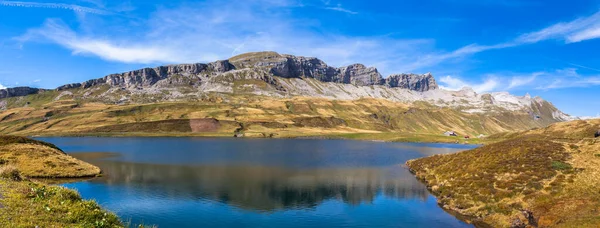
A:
[0, 51, 573, 131]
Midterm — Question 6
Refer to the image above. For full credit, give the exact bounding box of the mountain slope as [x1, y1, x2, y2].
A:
[407, 119, 600, 227]
[0, 52, 571, 139]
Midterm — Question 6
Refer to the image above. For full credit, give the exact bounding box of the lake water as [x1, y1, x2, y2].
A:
[38, 137, 478, 228]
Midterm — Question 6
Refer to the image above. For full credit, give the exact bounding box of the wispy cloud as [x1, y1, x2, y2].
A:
[15, 0, 429, 74]
[11, 0, 600, 80]
[538, 75, 600, 90]
[410, 10, 600, 71]
[17, 19, 181, 63]
[0, 0, 111, 15]
[437, 68, 600, 92]
[439, 75, 499, 93]
[508, 73, 540, 89]
[324, 4, 357, 14]
[517, 11, 600, 43]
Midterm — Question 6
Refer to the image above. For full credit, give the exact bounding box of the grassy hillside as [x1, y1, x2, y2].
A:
[407, 119, 600, 227]
[0, 136, 122, 227]
[0, 93, 557, 142]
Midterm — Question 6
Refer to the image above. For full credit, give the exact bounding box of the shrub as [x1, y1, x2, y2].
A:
[0, 165, 22, 181]
[551, 161, 572, 170]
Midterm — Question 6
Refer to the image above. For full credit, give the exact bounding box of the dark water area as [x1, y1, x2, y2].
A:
[38, 137, 478, 228]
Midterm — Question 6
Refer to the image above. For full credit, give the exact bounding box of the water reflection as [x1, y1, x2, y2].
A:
[39, 137, 477, 228]
[78, 158, 429, 212]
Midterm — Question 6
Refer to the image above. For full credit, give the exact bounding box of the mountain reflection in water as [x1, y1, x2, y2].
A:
[39, 137, 477, 228]
[79, 159, 429, 211]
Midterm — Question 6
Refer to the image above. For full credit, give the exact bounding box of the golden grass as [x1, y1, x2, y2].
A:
[407, 119, 600, 227]
[0, 136, 123, 227]
[0, 94, 557, 143]
[0, 143, 100, 178]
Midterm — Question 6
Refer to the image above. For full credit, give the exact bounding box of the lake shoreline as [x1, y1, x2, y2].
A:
[42, 136, 478, 227]
[26, 131, 490, 145]
[406, 165, 493, 228]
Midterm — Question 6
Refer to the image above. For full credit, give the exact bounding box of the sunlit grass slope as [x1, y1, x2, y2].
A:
[407, 119, 600, 227]
[0, 136, 122, 227]
[0, 93, 557, 143]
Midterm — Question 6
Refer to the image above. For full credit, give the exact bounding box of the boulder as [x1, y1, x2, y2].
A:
[595, 130, 600, 138]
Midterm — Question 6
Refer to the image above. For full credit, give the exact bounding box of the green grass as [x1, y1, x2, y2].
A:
[0, 136, 126, 227]
[0, 179, 123, 228]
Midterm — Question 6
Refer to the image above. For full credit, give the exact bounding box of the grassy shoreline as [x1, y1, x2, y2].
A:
[24, 131, 490, 145]
[0, 136, 124, 227]
[407, 119, 600, 227]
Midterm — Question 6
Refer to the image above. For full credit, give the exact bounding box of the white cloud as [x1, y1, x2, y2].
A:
[17, 19, 187, 63]
[0, 0, 111, 15]
[439, 75, 499, 93]
[0, 83, 5, 89]
[508, 73, 540, 89]
[517, 11, 600, 44]
[538, 76, 600, 90]
[15, 0, 431, 74]
[12, 0, 600, 81]
[415, 10, 600, 70]
[437, 69, 594, 93]
[324, 4, 357, 14]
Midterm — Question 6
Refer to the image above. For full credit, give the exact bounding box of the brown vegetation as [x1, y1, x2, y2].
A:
[407, 119, 600, 227]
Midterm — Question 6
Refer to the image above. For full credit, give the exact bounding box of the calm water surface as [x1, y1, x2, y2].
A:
[38, 137, 478, 228]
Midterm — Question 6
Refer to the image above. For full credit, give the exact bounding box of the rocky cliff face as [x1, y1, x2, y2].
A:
[0, 87, 43, 99]
[385, 73, 438, 91]
[0, 51, 572, 122]
[52, 51, 438, 92]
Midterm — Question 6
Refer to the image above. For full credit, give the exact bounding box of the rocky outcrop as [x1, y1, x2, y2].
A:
[384, 73, 438, 92]
[0, 87, 42, 99]
[228, 52, 436, 89]
[337, 64, 384, 86]
[52, 51, 438, 92]
[56, 83, 82, 91]
[58, 61, 236, 90]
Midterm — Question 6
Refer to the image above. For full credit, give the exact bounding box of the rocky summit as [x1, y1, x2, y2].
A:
[0, 51, 573, 123]
[48, 51, 438, 92]
[0, 87, 44, 99]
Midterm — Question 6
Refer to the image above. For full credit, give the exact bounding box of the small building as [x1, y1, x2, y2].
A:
[444, 131, 457, 136]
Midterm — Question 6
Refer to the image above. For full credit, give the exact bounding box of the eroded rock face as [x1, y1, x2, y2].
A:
[228, 52, 435, 89]
[337, 64, 384, 86]
[51, 51, 438, 92]
[385, 73, 438, 92]
[0, 87, 42, 99]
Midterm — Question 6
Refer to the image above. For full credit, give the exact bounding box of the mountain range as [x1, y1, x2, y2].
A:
[0, 51, 573, 139]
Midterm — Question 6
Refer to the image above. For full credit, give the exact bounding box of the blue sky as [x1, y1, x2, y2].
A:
[0, 0, 599, 117]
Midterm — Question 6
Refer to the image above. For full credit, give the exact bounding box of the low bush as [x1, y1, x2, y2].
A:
[0, 165, 22, 181]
